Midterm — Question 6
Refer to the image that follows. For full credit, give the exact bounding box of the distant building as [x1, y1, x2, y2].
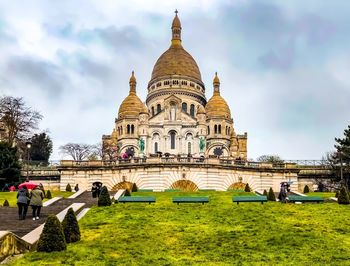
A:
[103, 12, 247, 159]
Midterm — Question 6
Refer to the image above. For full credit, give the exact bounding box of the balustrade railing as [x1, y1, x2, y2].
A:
[24, 158, 331, 169]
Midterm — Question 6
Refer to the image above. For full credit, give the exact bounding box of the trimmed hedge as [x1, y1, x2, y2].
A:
[268, 187, 276, 201]
[338, 186, 350, 205]
[3, 199, 9, 207]
[62, 207, 80, 243]
[98, 186, 112, 206]
[66, 183, 72, 192]
[46, 190, 52, 199]
[124, 189, 131, 196]
[132, 183, 138, 192]
[37, 215, 66, 252]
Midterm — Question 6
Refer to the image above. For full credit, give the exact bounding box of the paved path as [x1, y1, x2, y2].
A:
[0, 191, 99, 237]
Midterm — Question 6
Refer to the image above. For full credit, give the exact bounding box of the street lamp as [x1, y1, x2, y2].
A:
[25, 141, 32, 182]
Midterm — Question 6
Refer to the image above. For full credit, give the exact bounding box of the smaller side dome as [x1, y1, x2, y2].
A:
[140, 103, 149, 114]
[118, 72, 145, 119]
[205, 73, 231, 119]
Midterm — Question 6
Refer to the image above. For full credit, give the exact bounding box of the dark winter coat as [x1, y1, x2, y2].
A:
[29, 188, 44, 206]
[17, 188, 30, 204]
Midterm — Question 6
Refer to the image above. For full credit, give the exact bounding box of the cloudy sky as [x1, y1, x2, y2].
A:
[0, 0, 349, 160]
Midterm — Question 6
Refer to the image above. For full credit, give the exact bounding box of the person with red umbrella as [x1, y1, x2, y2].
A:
[16, 185, 30, 220]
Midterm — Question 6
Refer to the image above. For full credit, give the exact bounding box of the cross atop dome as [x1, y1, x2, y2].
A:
[172, 10, 182, 46]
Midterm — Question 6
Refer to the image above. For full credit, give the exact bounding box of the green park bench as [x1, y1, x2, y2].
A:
[172, 196, 209, 205]
[288, 196, 324, 203]
[232, 196, 268, 205]
[117, 196, 156, 204]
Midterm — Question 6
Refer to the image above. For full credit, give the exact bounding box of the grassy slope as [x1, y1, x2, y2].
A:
[7, 191, 350, 266]
[0, 191, 74, 207]
[306, 192, 336, 198]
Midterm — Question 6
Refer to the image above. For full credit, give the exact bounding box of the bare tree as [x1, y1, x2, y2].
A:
[0, 96, 43, 146]
[256, 154, 284, 163]
[59, 143, 93, 161]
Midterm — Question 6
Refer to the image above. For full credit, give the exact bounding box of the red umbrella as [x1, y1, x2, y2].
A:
[18, 182, 38, 190]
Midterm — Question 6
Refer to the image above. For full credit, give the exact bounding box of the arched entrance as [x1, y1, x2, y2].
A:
[171, 180, 198, 192]
[111, 181, 134, 191]
[228, 182, 246, 190]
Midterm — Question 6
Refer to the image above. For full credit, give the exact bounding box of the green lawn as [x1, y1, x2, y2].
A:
[0, 191, 74, 207]
[7, 191, 350, 266]
[306, 192, 336, 198]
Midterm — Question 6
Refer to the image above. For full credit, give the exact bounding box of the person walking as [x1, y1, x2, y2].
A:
[16, 185, 30, 220]
[29, 186, 44, 220]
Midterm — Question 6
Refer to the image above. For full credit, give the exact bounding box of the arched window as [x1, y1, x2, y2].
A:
[182, 102, 187, 113]
[207, 126, 210, 135]
[170, 131, 176, 149]
[190, 104, 195, 116]
[188, 142, 192, 154]
[131, 125, 134, 134]
[127, 125, 130, 134]
[154, 142, 158, 153]
[151, 107, 155, 116]
[121, 126, 123, 134]
[218, 125, 221, 134]
[214, 125, 218, 134]
[157, 104, 161, 114]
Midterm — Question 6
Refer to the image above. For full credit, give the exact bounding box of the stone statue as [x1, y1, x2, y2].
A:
[199, 137, 205, 152]
[138, 138, 145, 152]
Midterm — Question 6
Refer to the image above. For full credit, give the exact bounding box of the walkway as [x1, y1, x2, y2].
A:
[0, 191, 98, 238]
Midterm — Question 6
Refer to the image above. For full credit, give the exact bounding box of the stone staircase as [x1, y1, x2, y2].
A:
[0, 191, 98, 238]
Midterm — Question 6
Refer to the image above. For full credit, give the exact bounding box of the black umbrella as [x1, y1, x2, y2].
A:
[93, 181, 103, 187]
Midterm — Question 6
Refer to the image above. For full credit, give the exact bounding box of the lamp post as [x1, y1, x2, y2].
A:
[25, 141, 32, 182]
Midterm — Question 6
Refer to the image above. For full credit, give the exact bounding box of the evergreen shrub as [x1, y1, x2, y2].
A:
[37, 215, 66, 252]
[98, 186, 112, 206]
[3, 199, 9, 207]
[244, 183, 251, 192]
[62, 207, 80, 243]
[268, 187, 276, 201]
[46, 190, 52, 199]
[338, 186, 350, 205]
[131, 183, 138, 192]
[66, 183, 72, 192]
[303, 185, 310, 193]
[124, 189, 131, 196]
[263, 190, 267, 196]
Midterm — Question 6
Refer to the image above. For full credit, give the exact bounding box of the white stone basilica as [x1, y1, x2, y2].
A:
[102, 12, 247, 160]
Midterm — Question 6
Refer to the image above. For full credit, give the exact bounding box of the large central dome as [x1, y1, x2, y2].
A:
[149, 12, 202, 84]
[151, 45, 202, 82]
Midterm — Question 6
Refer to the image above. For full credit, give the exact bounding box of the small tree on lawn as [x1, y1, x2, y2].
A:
[98, 186, 112, 206]
[131, 183, 138, 192]
[66, 183, 72, 192]
[338, 186, 350, 205]
[46, 190, 52, 199]
[62, 207, 80, 243]
[335, 190, 339, 198]
[244, 183, 251, 192]
[268, 187, 276, 201]
[37, 215, 66, 252]
[124, 189, 131, 196]
[3, 199, 9, 207]
[303, 185, 310, 193]
[263, 189, 267, 196]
